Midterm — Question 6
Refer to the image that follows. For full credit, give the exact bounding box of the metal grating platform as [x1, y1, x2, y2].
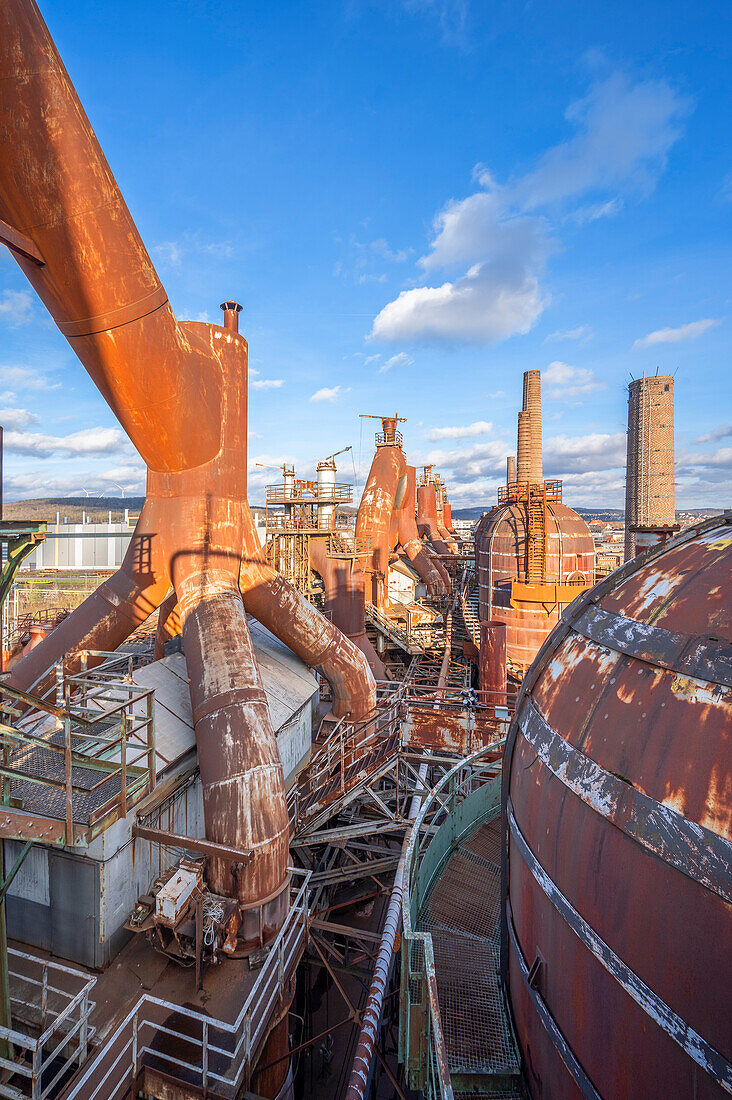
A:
[8, 721, 141, 825]
[419, 818, 521, 1084]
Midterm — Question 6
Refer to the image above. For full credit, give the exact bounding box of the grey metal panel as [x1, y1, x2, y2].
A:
[6, 896, 51, 952]
[49, 851, 99, 968]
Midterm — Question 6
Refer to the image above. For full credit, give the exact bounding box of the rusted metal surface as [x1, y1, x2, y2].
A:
[0, 0, 375, 982]
[476, 500, 594, 670]
[308, 536, 386, 680]
[417, 467, 454, 558]
[479, 620, 507, 707]
[401, 705, 504, 756]
[503, 514, 732, 1099]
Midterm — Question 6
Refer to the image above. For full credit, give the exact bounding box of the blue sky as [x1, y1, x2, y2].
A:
[1, 0, 730, 509]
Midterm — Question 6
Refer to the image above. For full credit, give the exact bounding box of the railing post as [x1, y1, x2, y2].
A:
[32, 1044, 41, 1100]
[131, 1011, 138, 1088]
[202, 1019, 209, 1092]
[40, 964, 48, 1032]
[120, 713, 127, 818]
[55, 659, 64, 710]
[64, 717, 74, 844]
[79, 989, 89, 1065]
[146, 691, 156, 792]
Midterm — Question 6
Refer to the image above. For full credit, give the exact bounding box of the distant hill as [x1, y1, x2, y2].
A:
[3, 497, 145, 523]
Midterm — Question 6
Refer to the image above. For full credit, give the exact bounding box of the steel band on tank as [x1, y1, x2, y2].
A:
[573, 604, 732, 688]
[505, 899, 602, 1100]
[518, 699, 732, 904]
[508, 803, 732, 1094]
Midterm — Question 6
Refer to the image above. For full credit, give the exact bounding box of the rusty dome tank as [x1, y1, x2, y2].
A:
[476, 495, 595, 670]
[503, 514, 732, 1099]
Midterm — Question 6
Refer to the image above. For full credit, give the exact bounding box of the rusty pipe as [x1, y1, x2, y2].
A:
[307, 537, 387, 681]
[0, 0, 221, 472]
[416, 479, 451, 556]
[397, 466, 449, 595]
[8, 496, 171, 694]
[176, 571, 289, 933]
[241, 549, 376, 721]
[154, 589, 181, 661]
[347, 632, 452, 1098]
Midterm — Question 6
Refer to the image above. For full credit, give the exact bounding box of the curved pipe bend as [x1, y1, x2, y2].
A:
[241, 556, 376, 720]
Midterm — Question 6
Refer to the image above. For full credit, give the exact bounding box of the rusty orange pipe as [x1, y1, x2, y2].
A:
[397, 466, 449, 595]
[307, 537, 387, 681]
[417, 476, 452, 556]
[0, 0, 220, 473]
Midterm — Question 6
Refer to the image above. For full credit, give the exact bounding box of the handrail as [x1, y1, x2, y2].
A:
[0, 948, 95, 1100]
[399, 746, 504, 1098]
[61, 870, 311, 1100]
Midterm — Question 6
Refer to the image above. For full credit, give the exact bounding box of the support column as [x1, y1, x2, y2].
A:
[479, 620, 507, 709]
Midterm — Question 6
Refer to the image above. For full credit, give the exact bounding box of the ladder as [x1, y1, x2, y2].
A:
[526, 485, 547, 584]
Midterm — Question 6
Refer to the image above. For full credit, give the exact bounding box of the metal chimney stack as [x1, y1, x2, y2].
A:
[624, 375, 676, 561]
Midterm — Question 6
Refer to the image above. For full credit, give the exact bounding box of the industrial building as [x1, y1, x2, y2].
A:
[0, 5, 728, 1100]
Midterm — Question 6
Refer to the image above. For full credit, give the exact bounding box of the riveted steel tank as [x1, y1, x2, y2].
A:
[503, 514, 732, 1099]
[476, 501, 595, 670]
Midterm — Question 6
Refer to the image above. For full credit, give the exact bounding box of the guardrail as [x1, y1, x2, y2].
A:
[399, 747, 504, 1099]
[0, 949, 95, 1100]
[265, 484, 353, 505]
[61, 870, 311, 1100]
[0, 652, 156, 844]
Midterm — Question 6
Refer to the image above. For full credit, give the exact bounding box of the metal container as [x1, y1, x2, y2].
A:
[503, 515, 732, 1099]
[476, 501, 595, 670]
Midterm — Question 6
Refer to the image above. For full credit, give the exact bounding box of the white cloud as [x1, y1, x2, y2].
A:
[572, 198, 624, 224]
[2, 365, 61, 391]
[371, 72, 689, 346]
[427, 420, 492, 441]
[310, 385, 351, 403]
[152, 242, 183, 267]
[251, 378, 284, 390]
[0, 406, 39, 430]
[545, 326, 592, 343]
[543, 431, 626, 474]
[544, 361, 605, 400]
[633, 318, 719, 348]
[694, 424, 732, 445]
[4, 427, 129, 457]
[379, 352, 414, 373]
[364, 354, 381, 366]
[3, 464, 146, 500]
[0, 291, 33, 325]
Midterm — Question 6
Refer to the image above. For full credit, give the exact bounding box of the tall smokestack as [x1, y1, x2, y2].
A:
[516, 411, 531, 485]
[624, 375, 675, 561]
[516, 370, 543, 486]
[507, 455, 515, 486]
[523, 369, 542, 484]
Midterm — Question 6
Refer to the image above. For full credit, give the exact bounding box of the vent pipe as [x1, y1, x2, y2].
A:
[220, 300, 242, 333]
